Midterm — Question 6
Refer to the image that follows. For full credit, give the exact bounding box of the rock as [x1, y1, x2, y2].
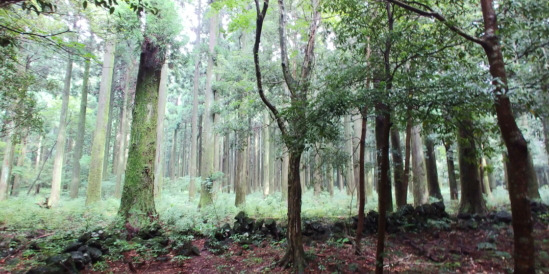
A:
[45, 254, 71, 265]
[63, 242, 82, 253]
[235, 211, 247, 222]
[495, 211, 512, 223]
[87, 247, 103, 263]
[174, 242, 200, 257]
[457, 212, 472, 220]
[215, 223, 232, 241]
[78, 232, 91, 243]
[26, 265, 66, 274]
[70, 251, 90, 270]
[138, 223, 162, 240]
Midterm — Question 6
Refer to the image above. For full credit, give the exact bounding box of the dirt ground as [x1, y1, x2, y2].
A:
[71, 221, 549, 273]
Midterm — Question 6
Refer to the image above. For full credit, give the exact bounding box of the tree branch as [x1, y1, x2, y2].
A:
[254, 0, 287, 135]
[386, 0, 487, 47]
[278, 0, 297, 93]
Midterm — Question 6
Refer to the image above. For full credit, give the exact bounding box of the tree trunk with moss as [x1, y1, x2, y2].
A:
[48, 54, 73, 208]
[118, 38, 164, 229]
[391, 127, 405, 208]
[344, 115, 355, 195]
[86, 41, 115, 205]
[70, 58, 90, 199]
[457, 118, 486, 215]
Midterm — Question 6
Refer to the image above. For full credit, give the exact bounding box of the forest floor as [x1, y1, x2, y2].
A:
[1, 217, 548, 273]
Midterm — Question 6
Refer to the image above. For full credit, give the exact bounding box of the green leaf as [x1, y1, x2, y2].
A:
[83, 0, 87, 9]
[109, 7, 115, 14]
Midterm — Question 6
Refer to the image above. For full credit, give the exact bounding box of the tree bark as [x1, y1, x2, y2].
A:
[153, 63, 169, 199]
[86, 41, 115, 205]
[344, 115, 355, 195]
[424, 133, 443, 201]
[70, 58, 90, 199]
[391, 127, 405, 208]
[102, 81, 116, 181]
[355, 110, 367, 254]
[457, 118, 486, 215]
[189, 0, 202, 201]
[444, 141, 458, 200]
[198, 3, 218, 208]
[114, 62, 133, 199]
[411, 125, 428, 206]
[48, 53, 73, 207]
[0, 135, 15, 201]
[11, 134, 27, 196]
[118, 38, 164, 229]
[375, 101, 391, 273]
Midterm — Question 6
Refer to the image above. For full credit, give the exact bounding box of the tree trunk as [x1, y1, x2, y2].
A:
[48, 53, 73, 208]
[457, 118, 486, 215]
[374, 102, 391, 273]
[118, 38, 164, 229]
[355, 110, 367, 254]
[401, 109, 412, 206]
[411, 125, 428, 206]
[344, 115, 355, 195]
[444, 141, 458, 200]
[169, 124, 179, 181]
[424, 132, 443, 201]
[86, 41, 115, 205]
[313, 152, 321, 196]
[391, 127, 405, 208]
[154, 63, 169, 199]
[278, 150, 306, 271]
[235, 132, 247, 206]
[114, 63, 133, 199]
[263, 113, 271, 196]
[198, 3, 218, 208]
[480, 157, 492, 198]
[70, 58, 90, 199]
[282, 152, 289, 200]
[0, 135, 15, 201]
[479, 0, 535, 271]
[11, 134, 27, 196]
[526, 151, 540, 199]
[102, 82, 116, 181]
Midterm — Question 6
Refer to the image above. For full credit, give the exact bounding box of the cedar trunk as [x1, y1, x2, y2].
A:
[375, 102, 391, 273]
[444, 142, 458, 200]
[391, 127, 405, 208]
[118, 38, 163, 229]
[457, 118, 486, 215]
[70, 58, 90, 199]
[355, 111, 367, 254]
[424, 134, 443, 201]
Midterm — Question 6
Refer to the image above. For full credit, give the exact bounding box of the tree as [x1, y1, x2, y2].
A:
[198, 0, 219, 208]
[253, 0, 321, 270]
[86, 41, 115, 205]
[69, 54, 91, 199]
[387, 0, 536, 271]
[118, 0, 180, 230]
[48, 49, 73, 208]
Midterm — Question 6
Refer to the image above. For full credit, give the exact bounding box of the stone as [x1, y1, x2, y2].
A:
[70, 251, 90, 270]
[26, 265, 66, 274]
[63, 242, 82, 253]
[494, 211, 512, 223]
[174, 242, 200, 257]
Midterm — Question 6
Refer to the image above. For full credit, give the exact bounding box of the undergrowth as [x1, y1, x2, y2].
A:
[1, 185, 548, 236]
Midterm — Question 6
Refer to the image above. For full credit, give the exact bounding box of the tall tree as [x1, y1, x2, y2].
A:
[253, 0, 321, 270]
[118, 0, 180, 229]
[48, 50, 73, 208]
[198, 0, 219, 208]
[387, 0, 536, 271]
[154, 63, 169, 199]
[86, 41, 116, 205]
[69, 56, 90, 199]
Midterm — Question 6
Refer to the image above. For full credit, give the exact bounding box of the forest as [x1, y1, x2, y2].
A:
[0, 0, 548, 273]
